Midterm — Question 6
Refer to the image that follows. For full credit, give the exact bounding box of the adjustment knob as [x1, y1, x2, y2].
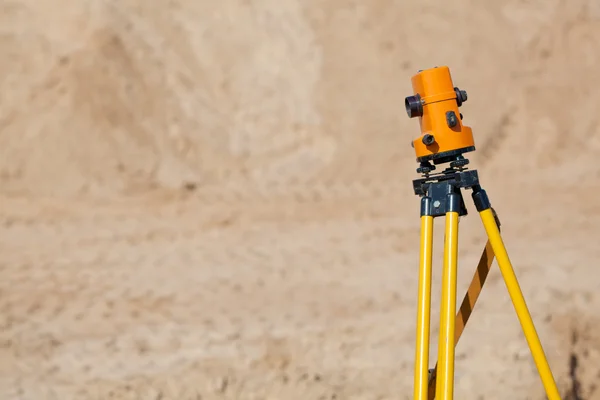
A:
[454, 87, 468, 106]
[422, 134, 435, 145]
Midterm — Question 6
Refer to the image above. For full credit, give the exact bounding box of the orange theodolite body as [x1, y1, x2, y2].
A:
[406, 66, 475, 164]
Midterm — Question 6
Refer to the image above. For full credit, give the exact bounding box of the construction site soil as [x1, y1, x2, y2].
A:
[1, 0, 600, 399]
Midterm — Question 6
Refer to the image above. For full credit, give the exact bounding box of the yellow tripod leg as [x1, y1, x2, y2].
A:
[428, 239, 496, 399]
[475, 190, 561, 400]
[435, 193, 460, 400]
[414, 197, 434, 400]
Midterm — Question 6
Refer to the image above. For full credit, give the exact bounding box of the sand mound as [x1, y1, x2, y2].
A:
[1, 0, 599, 198]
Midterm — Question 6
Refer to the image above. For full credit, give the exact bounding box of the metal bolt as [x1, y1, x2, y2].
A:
[433, 200, 441, 208]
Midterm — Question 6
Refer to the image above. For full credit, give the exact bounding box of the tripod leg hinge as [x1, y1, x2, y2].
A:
[472, 187, 491, 212]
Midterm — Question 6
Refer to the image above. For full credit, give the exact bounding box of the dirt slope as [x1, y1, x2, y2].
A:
[1, 0, 600, 399]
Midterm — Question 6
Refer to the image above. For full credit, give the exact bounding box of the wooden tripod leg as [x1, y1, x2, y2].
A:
[427, 239, 496, 400]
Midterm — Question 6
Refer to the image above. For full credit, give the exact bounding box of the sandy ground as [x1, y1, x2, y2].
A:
[2, 0, 600, 399]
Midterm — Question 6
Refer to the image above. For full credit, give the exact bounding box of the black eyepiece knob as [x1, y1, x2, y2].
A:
[405, 94, 423, 118]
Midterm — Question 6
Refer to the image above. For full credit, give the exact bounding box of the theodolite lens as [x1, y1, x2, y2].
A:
[405, 94, 423, 118]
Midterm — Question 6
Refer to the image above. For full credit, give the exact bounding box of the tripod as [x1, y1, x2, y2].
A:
[411, 168, 561, 400]
[403, 66, 561, 399]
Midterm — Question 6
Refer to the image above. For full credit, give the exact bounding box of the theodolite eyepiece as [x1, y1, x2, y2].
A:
[405, 66, 476, 167]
